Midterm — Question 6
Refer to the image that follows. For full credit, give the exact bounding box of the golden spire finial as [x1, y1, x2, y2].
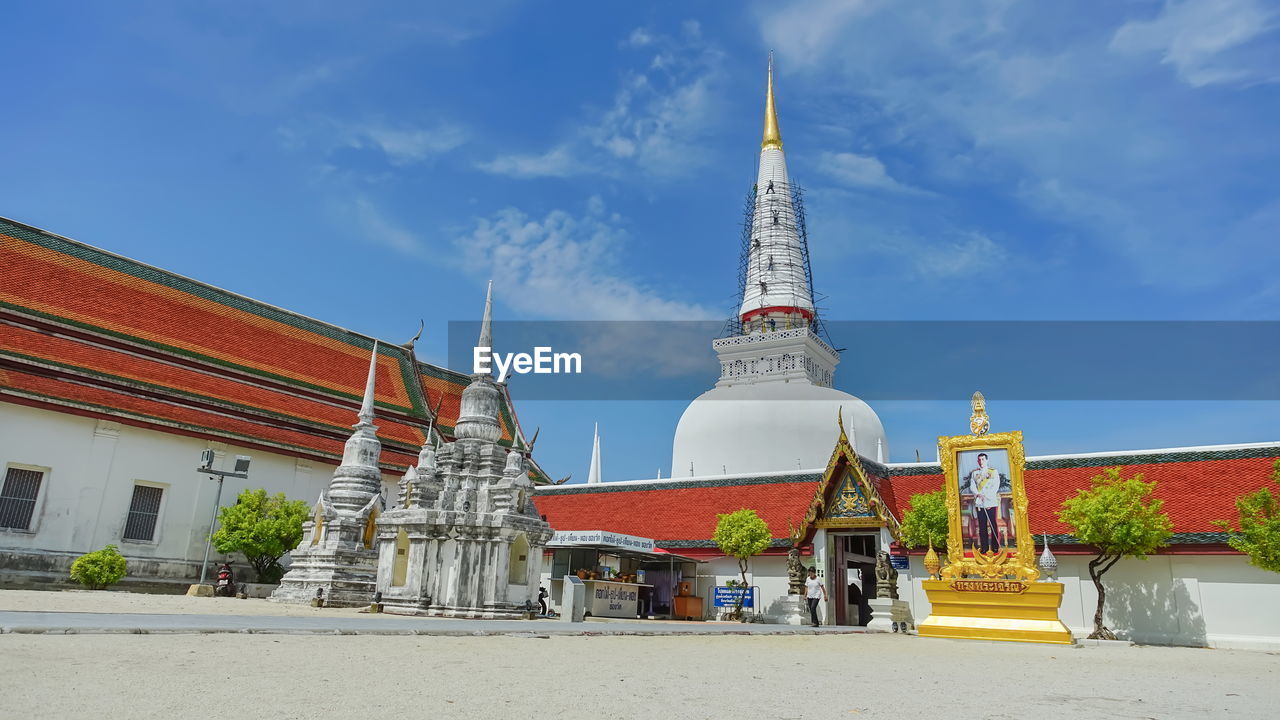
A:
[969, 391, 990, 436]
[762, 52, 783, 150]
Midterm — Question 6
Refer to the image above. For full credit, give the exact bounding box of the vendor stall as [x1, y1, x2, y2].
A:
[544, 530, 704, 620]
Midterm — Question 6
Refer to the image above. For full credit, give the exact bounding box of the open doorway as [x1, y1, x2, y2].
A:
[832, 533, 877, 626]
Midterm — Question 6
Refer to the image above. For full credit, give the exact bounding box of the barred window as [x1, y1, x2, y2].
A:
[0, 468, 43, 530]
[122, 484, 164, 542]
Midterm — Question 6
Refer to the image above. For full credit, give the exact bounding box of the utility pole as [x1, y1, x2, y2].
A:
[195, 450, 251, 585]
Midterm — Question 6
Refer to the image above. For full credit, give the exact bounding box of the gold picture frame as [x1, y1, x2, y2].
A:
[938, 430, 1038, 582]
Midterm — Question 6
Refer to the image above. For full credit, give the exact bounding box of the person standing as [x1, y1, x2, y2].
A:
[804, 568, 826, 628]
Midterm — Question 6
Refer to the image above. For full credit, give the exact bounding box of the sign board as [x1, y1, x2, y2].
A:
[712, 586, 756, 608]
[549, 530, 655, 553]
[587, 580, 640, 618]
[889, 555, 910, 570]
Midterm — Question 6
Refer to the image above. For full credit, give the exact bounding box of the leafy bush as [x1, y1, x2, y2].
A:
[899, 489, 949, 551]
[70, 544, 128, 590]
[1214, 459, 1280, 574]
[211, 489, 310, 583]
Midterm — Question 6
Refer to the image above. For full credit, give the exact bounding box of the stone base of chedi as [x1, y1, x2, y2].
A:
[269, 514, 380, 607]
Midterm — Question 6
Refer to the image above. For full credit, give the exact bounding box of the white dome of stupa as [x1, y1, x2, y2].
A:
[672, 381, 887, 476]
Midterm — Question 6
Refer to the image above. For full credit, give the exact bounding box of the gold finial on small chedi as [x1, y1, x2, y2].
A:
[969, 390, 990, 436]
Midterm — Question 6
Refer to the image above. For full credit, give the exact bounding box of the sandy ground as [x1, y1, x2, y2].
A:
[1, 590, 1278, 719]
[2, 631, 1277, 719]
[0, 588, 363, 617]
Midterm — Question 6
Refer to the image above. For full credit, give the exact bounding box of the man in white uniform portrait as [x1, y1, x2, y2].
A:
[960, 452, 1008, 553]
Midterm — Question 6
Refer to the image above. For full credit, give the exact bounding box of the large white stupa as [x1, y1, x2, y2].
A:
[671, 58, 887, 476]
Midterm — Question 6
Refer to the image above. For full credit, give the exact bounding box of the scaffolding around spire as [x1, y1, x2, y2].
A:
[724, 180, 826, 341]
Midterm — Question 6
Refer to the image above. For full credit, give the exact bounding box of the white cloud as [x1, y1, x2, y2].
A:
[351, 196, 425, 256]
[1110, 0, 1280, 87]
[910, 231, 1007, 278]
[818, 151, 928, 194]
[279, 116, 469, 168]
[454, 198, 715, 321]
[355, 124, 469, 165]
[478, 24, 723, 180]
[475, 145, 580, 178]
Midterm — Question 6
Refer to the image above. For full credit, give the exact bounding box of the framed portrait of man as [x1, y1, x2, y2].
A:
[938, 430, 1034, 574]
[956, 449, 1013, 555]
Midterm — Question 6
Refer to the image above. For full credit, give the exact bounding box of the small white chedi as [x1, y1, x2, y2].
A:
[374, 282, 553, 618]
[270, 342, 386, 607]
[273, 283, 553, 616]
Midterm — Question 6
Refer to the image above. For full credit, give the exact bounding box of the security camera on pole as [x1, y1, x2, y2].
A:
[186, 450, 250, 597]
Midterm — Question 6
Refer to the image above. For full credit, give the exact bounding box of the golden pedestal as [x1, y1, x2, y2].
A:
[918, 580, 1073, 645]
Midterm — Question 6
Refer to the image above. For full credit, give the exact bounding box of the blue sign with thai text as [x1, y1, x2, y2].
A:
[712, 586, 756, 608]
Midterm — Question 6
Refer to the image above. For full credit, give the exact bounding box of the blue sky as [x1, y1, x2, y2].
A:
[3, 1, 1279, 482]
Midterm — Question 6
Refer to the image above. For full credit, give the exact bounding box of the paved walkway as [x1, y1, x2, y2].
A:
[0, 610, 862, 636]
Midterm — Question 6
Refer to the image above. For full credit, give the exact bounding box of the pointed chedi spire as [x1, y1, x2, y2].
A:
[328, 341, 384, 513]
[587, 423, 602, 484]
[762, 51, 782, 150]
[739, 53, 815, 334]
[454, 282, 503, 442]
[477, 279, 494, 358]
[357, 340, 379, 427]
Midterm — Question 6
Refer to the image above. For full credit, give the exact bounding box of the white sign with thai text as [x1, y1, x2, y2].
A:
[549, 530, 656, 553]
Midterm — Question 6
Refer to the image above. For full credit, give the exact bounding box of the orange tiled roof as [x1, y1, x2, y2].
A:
[534, 445, 1280, 549]
[534, 473, 821, 550]
[0, 216, 532, 470]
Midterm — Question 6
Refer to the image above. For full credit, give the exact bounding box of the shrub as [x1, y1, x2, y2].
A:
[211, 489, 310, 583]
[70, 544, 128, 590]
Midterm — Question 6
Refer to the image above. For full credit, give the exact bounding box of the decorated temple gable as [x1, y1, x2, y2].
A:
[791, 409, 901, 545]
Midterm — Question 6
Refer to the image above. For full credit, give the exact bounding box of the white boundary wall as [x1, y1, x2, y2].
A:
[0, 403, 398, 583]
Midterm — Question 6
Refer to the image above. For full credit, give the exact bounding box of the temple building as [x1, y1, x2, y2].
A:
[0, 218, 549, 589]
[533, 60, 1280, 650]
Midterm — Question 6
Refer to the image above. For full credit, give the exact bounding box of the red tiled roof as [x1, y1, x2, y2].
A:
[534, 475, 820, 546]
[0, 216, 534, 469]
[535, 448, 1280, 548]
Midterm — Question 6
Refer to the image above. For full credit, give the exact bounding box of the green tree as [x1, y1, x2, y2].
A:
[70, 544, 128, 590]
[211, 489, 310, 583]
[1214, 459, 1280, 573]
[1058, 467, 1173, 639]
[899, 490, 949, 552]
[713, 508, 772, 618]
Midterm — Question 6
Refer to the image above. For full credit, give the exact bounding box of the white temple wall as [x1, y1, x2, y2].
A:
[898, 553, 1280, 650]
[0, 402, 399, 583]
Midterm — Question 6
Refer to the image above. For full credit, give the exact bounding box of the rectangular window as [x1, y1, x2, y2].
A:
[122, 484, 164, 542]
[0, 467, 43, 530]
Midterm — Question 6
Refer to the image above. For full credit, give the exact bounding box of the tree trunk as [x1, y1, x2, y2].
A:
[1087, 553, 1120, 640]
[734, 557, 751, 620]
